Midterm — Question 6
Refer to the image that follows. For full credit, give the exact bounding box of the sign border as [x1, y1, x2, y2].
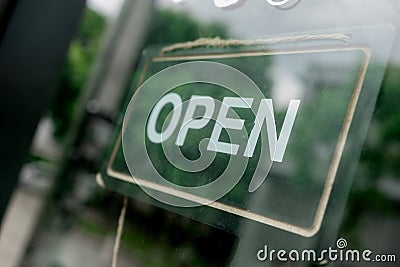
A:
[98, 45, 371, 237]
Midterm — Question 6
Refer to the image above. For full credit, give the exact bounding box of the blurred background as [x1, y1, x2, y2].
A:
[0, 0, 400, 266]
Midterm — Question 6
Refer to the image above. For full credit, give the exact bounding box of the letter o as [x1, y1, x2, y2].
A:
[147, 93, 182, 143]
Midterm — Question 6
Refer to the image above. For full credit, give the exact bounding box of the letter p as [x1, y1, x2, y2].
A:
[175, 95, 215, 146]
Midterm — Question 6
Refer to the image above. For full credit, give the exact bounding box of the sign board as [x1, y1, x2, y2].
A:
[98, 27, 394, 239]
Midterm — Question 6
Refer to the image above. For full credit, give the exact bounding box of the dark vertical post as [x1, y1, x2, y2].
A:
[0, 0, 85, 224]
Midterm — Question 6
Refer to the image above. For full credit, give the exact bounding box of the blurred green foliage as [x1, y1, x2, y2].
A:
[342, 65, 400, 233]
[50, 8, 106, 139]
[49, 7, 227, 140]
[145, 8, 227, 45]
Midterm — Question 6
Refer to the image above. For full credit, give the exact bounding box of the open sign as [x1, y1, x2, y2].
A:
[101, 42, 382, 237]
[147, 93, 300, 162]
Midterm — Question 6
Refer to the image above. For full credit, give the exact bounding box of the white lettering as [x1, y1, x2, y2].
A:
[207, 97, 253, 155]
[147, 94, 300, 163]
[147, 93, 182, 143]
[175, 95, 215, 146]
[243, 99, 300, 162]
